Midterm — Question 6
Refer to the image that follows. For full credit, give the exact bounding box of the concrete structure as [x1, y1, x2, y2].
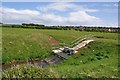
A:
[52, 39, 94, 59]
[72, 40, 94, 51]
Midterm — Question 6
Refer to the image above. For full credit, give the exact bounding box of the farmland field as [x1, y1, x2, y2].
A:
[2, 27, 119, 78]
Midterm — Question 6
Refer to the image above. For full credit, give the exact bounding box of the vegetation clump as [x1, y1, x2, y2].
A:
[2, 65, 59, 78]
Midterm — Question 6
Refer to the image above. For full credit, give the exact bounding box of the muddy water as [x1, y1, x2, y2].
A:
[0, 55, 64, 72]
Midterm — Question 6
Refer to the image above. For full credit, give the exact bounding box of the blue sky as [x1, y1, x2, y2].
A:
[1, 0, 119, 2]
[1, 2, 118, 27]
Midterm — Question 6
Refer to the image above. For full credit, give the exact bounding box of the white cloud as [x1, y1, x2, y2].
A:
[37, 2, 98, 12]
[103, 4, 111, 7]
[37, 3, 78, 12]
[103, 3, 118, 7]
[1, 7, 40, 23]
[113, 3, 118, 7]
[85, 9, 99, 12]
[1, 3, 102, 26]
[68, 11, 101, 24]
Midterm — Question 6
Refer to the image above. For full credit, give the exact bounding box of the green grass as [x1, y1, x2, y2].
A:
[2, 64, 59, 78]
[2, 27, 119, 78]
[49, 40, 119, 78]
[2, 28, 57, 64]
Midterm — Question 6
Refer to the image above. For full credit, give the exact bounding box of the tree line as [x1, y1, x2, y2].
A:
[1, 23, 119, 33]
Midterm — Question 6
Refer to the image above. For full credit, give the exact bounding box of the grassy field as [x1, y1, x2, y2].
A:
[2, 27, 119, 78]
[49, 40, 119, 78]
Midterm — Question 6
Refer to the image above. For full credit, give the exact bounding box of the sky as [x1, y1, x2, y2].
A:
[1, 0, 119, 2]
[0, 2, 118, 27]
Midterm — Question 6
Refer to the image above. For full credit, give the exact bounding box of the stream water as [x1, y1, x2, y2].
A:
[1, 39, 93, 73]
[0, 55, 64, 72]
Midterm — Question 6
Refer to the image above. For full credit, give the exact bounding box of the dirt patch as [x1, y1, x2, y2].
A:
[47, 35, 59, 46]
[31, 34, 59, 47]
